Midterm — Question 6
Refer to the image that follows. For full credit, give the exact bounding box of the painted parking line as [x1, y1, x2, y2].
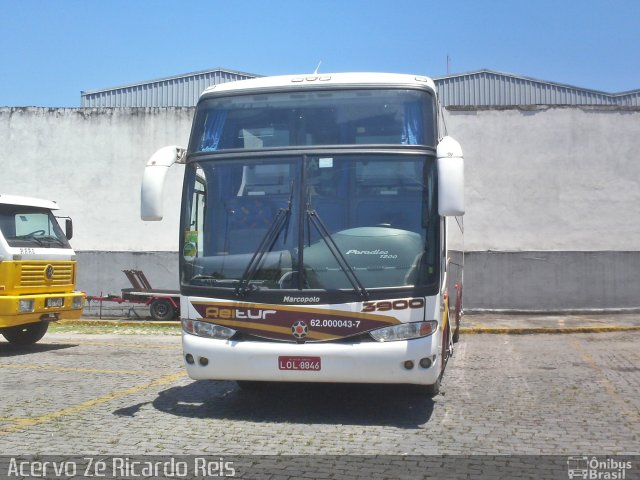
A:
[570, 338, 639, 424]
[0, 371, 187, 436]
[0, 364, 151, 375]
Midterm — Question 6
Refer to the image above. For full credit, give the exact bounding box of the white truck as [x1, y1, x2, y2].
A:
[0, 195, 84, 344]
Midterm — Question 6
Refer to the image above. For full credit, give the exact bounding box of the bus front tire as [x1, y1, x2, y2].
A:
[410, 378, 440, 397]
[1, 322, 49, 345]
[424, 378, 440, 397]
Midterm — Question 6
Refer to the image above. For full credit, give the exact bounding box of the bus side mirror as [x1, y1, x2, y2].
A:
[141, 146, 186, 221]
[437, 136, 465, 216]
[65, 218, 73, 240]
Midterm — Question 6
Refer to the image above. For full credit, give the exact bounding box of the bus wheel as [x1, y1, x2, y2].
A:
[414, 379, 440, 397]
[150, 299, 175, 321]
[441, 323, 452, 369]
[426, 378, 441, 397]
[452, 309, 461, 343]
[1, 322, 49, 345]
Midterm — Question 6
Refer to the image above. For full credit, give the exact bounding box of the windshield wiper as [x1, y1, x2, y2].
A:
[10, 234, 46, 247]
[40, 236, 67, 247]
[235, 204, 292, 298]
[306, 209, 369, 299]
[236, 181, 296, 297]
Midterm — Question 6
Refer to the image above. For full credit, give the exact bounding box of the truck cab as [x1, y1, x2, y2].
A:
[0, 195, 84, 344]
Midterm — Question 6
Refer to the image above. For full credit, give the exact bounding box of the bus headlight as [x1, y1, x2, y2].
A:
[369, 321, 438, 342]
[19, 299, 35, 313]
[182, 319, 236, 340]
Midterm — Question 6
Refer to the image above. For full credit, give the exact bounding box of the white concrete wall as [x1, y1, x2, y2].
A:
[445, 106, 640, 252]
[0, 107, 191, 251]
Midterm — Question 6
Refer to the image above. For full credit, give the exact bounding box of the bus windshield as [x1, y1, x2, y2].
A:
[181, 154, 439, 297]
[189, 89, 436, 152]
[0, 206, 71, 249]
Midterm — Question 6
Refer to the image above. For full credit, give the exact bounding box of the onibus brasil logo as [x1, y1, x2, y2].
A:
[567, 456, 632, 479]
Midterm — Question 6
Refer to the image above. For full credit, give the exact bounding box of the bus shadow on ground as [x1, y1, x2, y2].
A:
[0, 342, 77, 357]
[150, 380, 434, 428]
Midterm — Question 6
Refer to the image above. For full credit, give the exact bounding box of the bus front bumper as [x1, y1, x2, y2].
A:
[182, 332, 441, 385]
[0, 292, 84, 328]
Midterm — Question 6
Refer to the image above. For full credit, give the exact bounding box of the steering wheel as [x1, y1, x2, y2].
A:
[27, 230, 46, 236]
[278, 271, 311, 289]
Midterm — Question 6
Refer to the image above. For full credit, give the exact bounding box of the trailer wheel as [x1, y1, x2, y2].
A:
[150, 299, 175, 321]
[1, 322, 49, 345]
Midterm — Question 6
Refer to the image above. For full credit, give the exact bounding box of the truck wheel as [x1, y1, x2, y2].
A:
[150, 299, 175, 321]
[2, 322, 49, 345]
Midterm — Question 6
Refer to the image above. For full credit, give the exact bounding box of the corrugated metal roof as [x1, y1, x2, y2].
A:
[434, 69, 640, 107]
[80, 68, 640, 108]
[80, 68, 259, 107]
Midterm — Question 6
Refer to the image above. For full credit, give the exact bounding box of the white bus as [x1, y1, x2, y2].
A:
[141, 73, 465, 395]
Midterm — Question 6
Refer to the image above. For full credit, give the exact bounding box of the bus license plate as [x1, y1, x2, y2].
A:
[278, 356, 321, 371]
[46, 297, 64, 307]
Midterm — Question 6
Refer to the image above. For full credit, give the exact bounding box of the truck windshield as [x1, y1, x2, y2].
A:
[0, 206, 71, 249]
[181, 154, 439, 297]
[189, 89, 436, 152]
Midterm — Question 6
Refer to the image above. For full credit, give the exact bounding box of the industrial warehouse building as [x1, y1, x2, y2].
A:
[80, 67, 640, 107]
[2, 68, 639, 312]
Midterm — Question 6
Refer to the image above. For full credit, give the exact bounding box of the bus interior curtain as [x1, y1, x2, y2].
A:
[401, 102, 423, 145]
[221, 164, 244, 198]
[200, 110, 228, 151]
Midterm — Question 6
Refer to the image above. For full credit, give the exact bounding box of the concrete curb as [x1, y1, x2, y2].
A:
[58, 319, 179, 328]
[459, 325, 640, 334]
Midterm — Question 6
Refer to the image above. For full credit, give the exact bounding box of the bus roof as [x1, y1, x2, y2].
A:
[201, 72, 437, 98]
[0, 194, 59, 210]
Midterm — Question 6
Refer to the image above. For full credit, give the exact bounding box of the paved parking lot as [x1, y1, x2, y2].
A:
[1, 328, 638, 458]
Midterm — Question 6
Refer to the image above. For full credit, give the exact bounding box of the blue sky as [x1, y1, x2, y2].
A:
[1, 0, 638, 106]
